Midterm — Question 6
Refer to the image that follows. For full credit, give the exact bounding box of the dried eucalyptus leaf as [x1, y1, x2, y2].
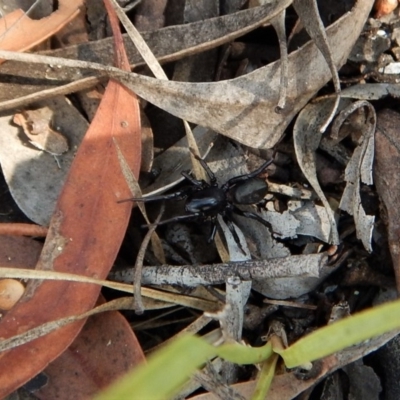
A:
[270, 9, 288, 110]
[293, 0, 341, 130]
[341, 83, 400, 100]
[252, 252, 335, 299]
[374, 110, 400, 291]
[143, 126, 217, 197]
[116, 0, 373, 149]
[0, 96, 88, 225]
[288, 200, 332, 242]
[338, 101, 376, 252]
[293, 97, 340, 245]
[218, 215, 251, 262]
[0, 2, 291, 104]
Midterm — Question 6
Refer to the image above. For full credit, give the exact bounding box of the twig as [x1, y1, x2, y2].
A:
[0, 223, 48, 237]
[133, 203, 165, 314]
[110, 252, 329, 287]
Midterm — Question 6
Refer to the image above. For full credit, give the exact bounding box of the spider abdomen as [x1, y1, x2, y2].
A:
[185, 187, 227, 214]
[230, 178, 268, 205]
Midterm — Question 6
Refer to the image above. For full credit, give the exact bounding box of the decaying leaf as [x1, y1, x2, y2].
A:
[335, 101, 376, 252]
[36, 296, 145, 399]
[0, 0, 84, 63]
[0, 1, 292, 106]
[114, 0, 372, 149]
[0, 4, 142, 396]
[0, 0, 373, 149]
[288, 200, 332, 242]
[292, 0, 342, 131]
[374, 109, 400, 291]
[341, 83, 400, 100]
[13, 107, 69, 156]
[293, 97, 340, 245]
[217, 215, 251, 262]
[0, 97, 88, 226]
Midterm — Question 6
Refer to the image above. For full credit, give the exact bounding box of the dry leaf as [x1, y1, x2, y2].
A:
[374, 109, 400, 291]
[0, 4, 142, 396]
[0, 97, 88, 226]
[293, 97, 340, 245]
[13, 107, 69, 156]
[336, 101, 376, 252]
[115, 0, 372, 149]
[0, 0, 84, 62]
[36, 297, 145, 399]
[0, 2, 290, 106]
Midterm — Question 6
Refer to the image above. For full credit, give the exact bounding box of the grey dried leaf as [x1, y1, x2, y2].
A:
[288, 200, 332, 242]
[251, 252, 334, 299]
[0, 2, 291, 107]
[116, 0, 373, 149]
[13, 107, 69, 156]
[0, 97, 88, 225]
[218, 216, 251, 262]
[293, 97, 340, 245]
[293, 0, 342, 131]
[337, 101, 376, 252]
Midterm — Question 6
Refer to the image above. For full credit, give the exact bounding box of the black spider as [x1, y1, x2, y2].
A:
[120, 154, 275, 247]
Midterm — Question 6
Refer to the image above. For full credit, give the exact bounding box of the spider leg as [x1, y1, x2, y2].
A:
[192, 154, 217, 186]
[232, 205, 277, 234]
[181, 171, 209, 188]
[117, 188, 193, 204]
[143, 212, 201, 229]
[223, 158, 274, 190]
[208, 218, 218, 243]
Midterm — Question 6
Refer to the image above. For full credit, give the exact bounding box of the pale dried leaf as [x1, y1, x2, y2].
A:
[341, 83, 400, 99]
[217, 216, 251, 262]
[337, 101, 376, 252]
[269, 9, 288, 110]
[13, 107, 69, 156]
[288, 200, 332, 242]
[0, 1, 372, 149]
[115, 0, 372, 149]
[293, 0, 341, 131]
[0, 1, 291, 109]
[251, 252, 334, 299]
[0, 96, 88, 225]
[293, 97, 340, 244]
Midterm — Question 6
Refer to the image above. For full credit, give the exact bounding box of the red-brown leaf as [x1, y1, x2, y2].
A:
[36, 296, 145, 399]
[0, 3, 141, 395]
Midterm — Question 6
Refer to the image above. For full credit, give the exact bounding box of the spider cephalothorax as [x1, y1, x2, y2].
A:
[120, 154, 275, 246]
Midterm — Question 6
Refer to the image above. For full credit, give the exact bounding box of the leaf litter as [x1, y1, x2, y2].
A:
[2, 0, 400, 398]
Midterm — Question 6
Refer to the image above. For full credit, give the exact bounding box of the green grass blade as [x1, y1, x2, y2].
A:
[251, 353, 279, 400]
[275, 298, 400, 368]
[95, 335, 215, 400]
[217, 341, 273, 364]
[94, 335, 274, 399]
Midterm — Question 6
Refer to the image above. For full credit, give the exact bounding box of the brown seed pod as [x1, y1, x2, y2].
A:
[374, 0, 398, 18]
[0, 279, 25, 310]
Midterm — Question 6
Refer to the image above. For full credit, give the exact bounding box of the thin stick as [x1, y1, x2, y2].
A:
[0, 223, 47, 237]
[134, 203, 165, 314]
